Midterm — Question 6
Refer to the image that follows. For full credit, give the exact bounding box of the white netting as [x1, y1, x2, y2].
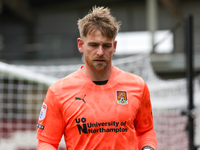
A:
[0, 54, 200, 150]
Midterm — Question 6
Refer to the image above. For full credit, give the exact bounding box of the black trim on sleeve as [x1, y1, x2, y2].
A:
[37, 123, 45, 130]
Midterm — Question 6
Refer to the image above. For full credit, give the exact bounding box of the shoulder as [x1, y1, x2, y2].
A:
[114, 66, 145, 87]
[48, 69, 83, 95]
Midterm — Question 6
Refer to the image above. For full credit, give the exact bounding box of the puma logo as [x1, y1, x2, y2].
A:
[75, 95, 86, 103]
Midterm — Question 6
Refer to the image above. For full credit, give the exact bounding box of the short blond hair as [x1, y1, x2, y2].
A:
[77, 6, 121, 39]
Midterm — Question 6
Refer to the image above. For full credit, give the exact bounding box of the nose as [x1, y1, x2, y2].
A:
[96, 46, 104, 56]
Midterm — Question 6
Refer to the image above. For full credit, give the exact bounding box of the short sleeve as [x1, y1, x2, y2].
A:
[37, 88, 65, 144]
[134, 81, 154, 133]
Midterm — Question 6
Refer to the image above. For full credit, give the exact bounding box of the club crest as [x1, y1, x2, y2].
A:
[116, 91, 128, 105]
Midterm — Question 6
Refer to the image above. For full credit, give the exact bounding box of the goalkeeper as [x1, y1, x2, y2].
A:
[36, 6, 157, 150]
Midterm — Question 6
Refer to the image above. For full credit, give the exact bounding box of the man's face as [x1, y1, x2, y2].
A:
[78, 30, 117, 72]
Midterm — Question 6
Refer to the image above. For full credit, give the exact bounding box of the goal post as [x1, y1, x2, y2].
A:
[0, 62, 59, 149]
[0, 61, 58, 86]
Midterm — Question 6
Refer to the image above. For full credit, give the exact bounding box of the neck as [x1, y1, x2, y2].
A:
[82, 65, 113, 81]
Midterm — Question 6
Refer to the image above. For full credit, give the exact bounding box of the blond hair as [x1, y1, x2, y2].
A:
[77, 6, 121, 39]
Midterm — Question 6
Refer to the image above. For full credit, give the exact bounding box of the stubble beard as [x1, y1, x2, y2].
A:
[92, 61, 107, 71]
[85, 55, 109, 72]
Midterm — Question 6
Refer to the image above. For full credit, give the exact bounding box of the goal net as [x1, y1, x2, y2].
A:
[0, 54, 200, 150]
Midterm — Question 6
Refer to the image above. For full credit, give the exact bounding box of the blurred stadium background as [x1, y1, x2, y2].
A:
[0, 0, 200, 150]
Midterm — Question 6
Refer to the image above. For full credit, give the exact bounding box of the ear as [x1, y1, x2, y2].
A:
[113, 40, 117, 53]
[77, 38, 84, 53]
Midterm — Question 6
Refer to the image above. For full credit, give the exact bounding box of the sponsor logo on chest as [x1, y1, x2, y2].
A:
[75, 117, 128, 135]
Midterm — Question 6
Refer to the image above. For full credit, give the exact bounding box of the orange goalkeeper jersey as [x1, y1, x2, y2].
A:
[37, 66, 157, 150]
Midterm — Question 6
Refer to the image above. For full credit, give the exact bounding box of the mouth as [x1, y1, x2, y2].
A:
[94, 59, 105, 64]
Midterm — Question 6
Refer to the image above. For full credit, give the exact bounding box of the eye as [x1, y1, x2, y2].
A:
[103, 44, 112, 49]
[89, 43, 98, 48]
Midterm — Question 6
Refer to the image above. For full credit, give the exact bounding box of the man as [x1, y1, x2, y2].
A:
[37, 6, 157, 150]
